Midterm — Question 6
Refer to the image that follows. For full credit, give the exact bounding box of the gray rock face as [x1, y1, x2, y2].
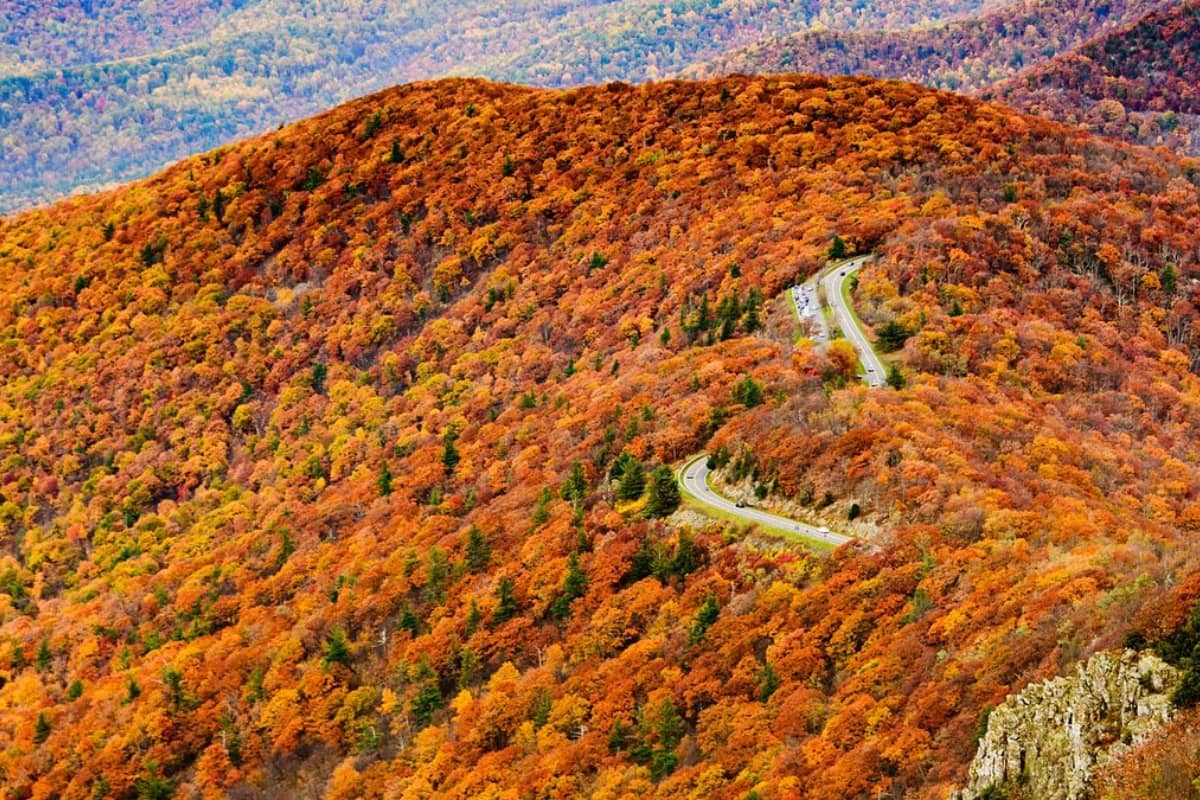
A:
[954, 649, 1179, 800]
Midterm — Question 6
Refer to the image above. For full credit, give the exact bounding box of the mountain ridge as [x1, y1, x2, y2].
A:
[690, 0, 1167, 93]
[689, 0, 1200, 155]
[0, 0, 995, 216]
[2, 74, 1200, 799]
[986, 0, 1200, 154]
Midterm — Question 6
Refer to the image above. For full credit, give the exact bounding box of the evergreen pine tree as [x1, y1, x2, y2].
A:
[35, 639, 51, 672]
[409, 660, 443, 726]
[758, 662, 780, 701]
[491, 576, 519, 625]
[688, 594, 720, 644]
[550, 552, 588, 618]
[398, 602, 421, 636]
[828, 235, 846, 260]
[442, 426, 461, 476]
[323, 628, 352, 666]
[377, 461, 393, 496]
[732, 375, 764, 407]
[616, 458, 646, 501]
[1163, 263, 1178, 295]
[464, 600, 483, 636]
[876, 320, 912, 352]
[465, 525, 490, 572]
[34, 712, 50, 745]
[561, 461, 588, 504]
[645, 465, 681, 518]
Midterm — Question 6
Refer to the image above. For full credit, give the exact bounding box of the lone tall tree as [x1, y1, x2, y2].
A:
[828, 234, 847, 260]
[616, 458, 646, 502]
[561, 461, 588, 505]
[377, 461, 393, 496]
[645, 465, 681, 518]
[442, 426, 461, 476]
[465, 525, 490, 572]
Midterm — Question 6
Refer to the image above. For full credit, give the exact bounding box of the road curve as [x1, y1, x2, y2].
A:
[679, 455, 852, 548]
[677, 256, 887, 547]
[822, 256, 888, 387]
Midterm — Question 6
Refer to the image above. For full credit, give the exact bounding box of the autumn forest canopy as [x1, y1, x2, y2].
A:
[3, 74, 1200, 799]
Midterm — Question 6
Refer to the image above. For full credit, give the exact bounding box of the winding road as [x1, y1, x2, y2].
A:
[680, 456, 852, 547]
[679, 255, 885, 548]
[822, 256, 887, 387]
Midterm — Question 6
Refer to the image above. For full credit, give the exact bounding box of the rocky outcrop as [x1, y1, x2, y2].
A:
[954, 649, 1179, 800]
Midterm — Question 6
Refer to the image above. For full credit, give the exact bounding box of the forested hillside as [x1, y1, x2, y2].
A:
[985, 0, 1200, 154]
[3, 75, 1200, 799]
[0, 0, 993, 215]
[692, 0, 1163, 94]
[700, 0, 1200, 157]
[0, 0, 248, 72]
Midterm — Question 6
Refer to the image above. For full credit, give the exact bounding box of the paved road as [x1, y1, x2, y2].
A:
[822, 256, 887, 387]
[677, 256, 888, 548]
[679, 455, 852, 548]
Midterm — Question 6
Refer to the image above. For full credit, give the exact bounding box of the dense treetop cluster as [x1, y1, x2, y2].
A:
[1, 75, 1200, 799]
[985, 0, 1200, 154]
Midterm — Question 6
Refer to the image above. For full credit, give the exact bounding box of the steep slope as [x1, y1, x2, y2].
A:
[2, 76, 1200, 800]
[985, 0, 1200, 154]
[691, 0, 1164, 93]
[0, 0, 993, 215]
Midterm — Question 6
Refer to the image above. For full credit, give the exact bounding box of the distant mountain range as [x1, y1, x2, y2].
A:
[984, 0, 1200, 154]
[2, 0, 1196, 217]
[698, 0, 1200, 156]
[0, 0, 995, 215]
[693, 0, 1166, 95]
